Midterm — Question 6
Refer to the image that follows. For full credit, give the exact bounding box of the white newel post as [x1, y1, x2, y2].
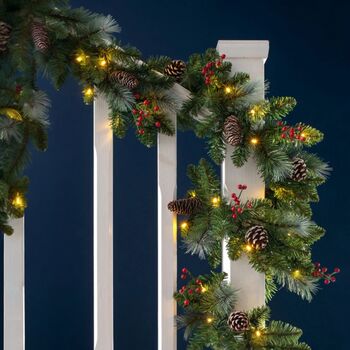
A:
[217, 40, 269, 311]
[94, 94, 114, 350]
[4, 218, 25, 350]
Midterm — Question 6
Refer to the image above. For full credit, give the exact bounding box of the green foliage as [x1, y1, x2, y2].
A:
[0, 0, 176, 231]
[176, 272, 311, 349]
[178, 159, 325, 300]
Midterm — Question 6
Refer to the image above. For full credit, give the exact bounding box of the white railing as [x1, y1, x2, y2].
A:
[3, 40, 268, 350]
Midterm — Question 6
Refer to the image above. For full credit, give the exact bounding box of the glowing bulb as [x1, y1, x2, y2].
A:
[12, 193, 24, 209]
[293, 270, 301, 278]
[180, 222, 189, 230]
[189, 191, 196, 198]
[255, 330, 261, 337]
[250, 138, 259, 145]
[99, 58, 107, 67]
[84, 87, 94, 97]
[245, 244, 253, 252]
[301, 133, 306, 138]
[211, 196, 220, 207]
[201, 286, 208, 293]
[207, 317, 214, 324]
[225, 86, 232, 94]
[76, 55, 84, 63]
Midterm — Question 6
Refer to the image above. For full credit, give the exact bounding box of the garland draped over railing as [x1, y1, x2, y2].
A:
[0, 1, 339, 349]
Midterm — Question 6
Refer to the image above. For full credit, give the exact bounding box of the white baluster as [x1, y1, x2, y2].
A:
[94, 94, 114, 349]
[4, 218, 25, 350]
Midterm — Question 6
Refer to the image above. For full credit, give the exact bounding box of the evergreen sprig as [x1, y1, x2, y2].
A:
[176, 159, 327, 301]
[175, 270, 311, 349]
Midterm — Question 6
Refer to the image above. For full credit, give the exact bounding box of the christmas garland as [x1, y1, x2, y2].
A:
[169, 160, 339, 302]
[175, 270, 311, 349]
[0, 1, 340, 349]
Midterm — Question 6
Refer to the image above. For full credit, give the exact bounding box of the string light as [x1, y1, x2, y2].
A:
[98, 57, 108, 67]
[201, 285, 208, 293]
[207, 317, 214, 324]
[245, 244, 253, 252]
[83, 87, 94, 97]
[189, 191, 196, 198]
[224, 86, 232, 94]
[250, 137, 259, 145]
[211, 196, 220, 207]
[180, 222, 189, 230]
[293, 270, 301, 278]
[255, 330, 262, 337]
[12, 193, 25, 210]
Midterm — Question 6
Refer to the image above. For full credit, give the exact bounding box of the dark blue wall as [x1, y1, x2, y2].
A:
[11, 0, 350, 349]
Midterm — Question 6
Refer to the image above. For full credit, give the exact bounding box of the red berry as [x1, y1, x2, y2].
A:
[179, 289, 184, 294]
[242, 185, 247, 190]
[216, 61, 222, 67]
[314, 262, 320, 267]
[231, 193, 237, 199]
[322, 267, 328, 273]
[155, 121, 161, 128]
[183, 299, 190, 306]
[281, 133, 286, 139]
[324, 279, 330, 285]
[277, 121, 283, 126]
[143, 99, 150, 106]
[232, 214, 237, 219]
[154, 105, 160, 112]
[301, 137, 306, 142]
[221, 54, 226, 59]
[136, 121, 141, 127]
[132, 109, 138, 115]
[237, 208, 243, 214]
[334, 267, 340, 273]
[181, 274, 187, 280]
[282, 126, 288, 131]
[247, 201, 252, 208]
[196, 279, 202, 285]
[231, 206, 236, 212]
[238, 184, 243, 190]
[195, 287, 201, 293]
[331, 276, 336, 282]
[133, 93, 141, 99]
[188, 289, 193, 295]
[182, 268, 188, 274]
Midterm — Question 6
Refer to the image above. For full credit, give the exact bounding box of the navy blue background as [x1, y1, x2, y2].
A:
[2, 0, 349, 349]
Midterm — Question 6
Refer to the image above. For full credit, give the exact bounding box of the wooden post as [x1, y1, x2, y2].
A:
[93, 94, 114, 350]
[217, 40, 269, 311]
[4, 218, 25, 350]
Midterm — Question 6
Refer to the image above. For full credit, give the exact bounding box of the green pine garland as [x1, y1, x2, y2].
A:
[0, 1, 340, 349]
[175, 270, 311, 349]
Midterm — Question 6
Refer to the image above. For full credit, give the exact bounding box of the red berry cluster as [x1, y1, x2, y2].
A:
[177, 268, 205, 308]
[201, 54, 226, 85]
[230, 184, 252, 219]
[277, 121, 306, 142]
[312, 262, 340, 285]
[132, 94, 162, 135]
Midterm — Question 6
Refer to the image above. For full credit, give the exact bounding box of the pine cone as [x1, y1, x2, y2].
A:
[164, 60, 186, 78]
[167, 197, 202, 215]
[227, 311, 249, 332]
[291, 157, 307, 182]
[245, 225, 269, 250]
[223, 115, 243, 146]
[31, 21, 49, 52]
[0, 21, 12, 53]
[110, 71, 139, 89]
